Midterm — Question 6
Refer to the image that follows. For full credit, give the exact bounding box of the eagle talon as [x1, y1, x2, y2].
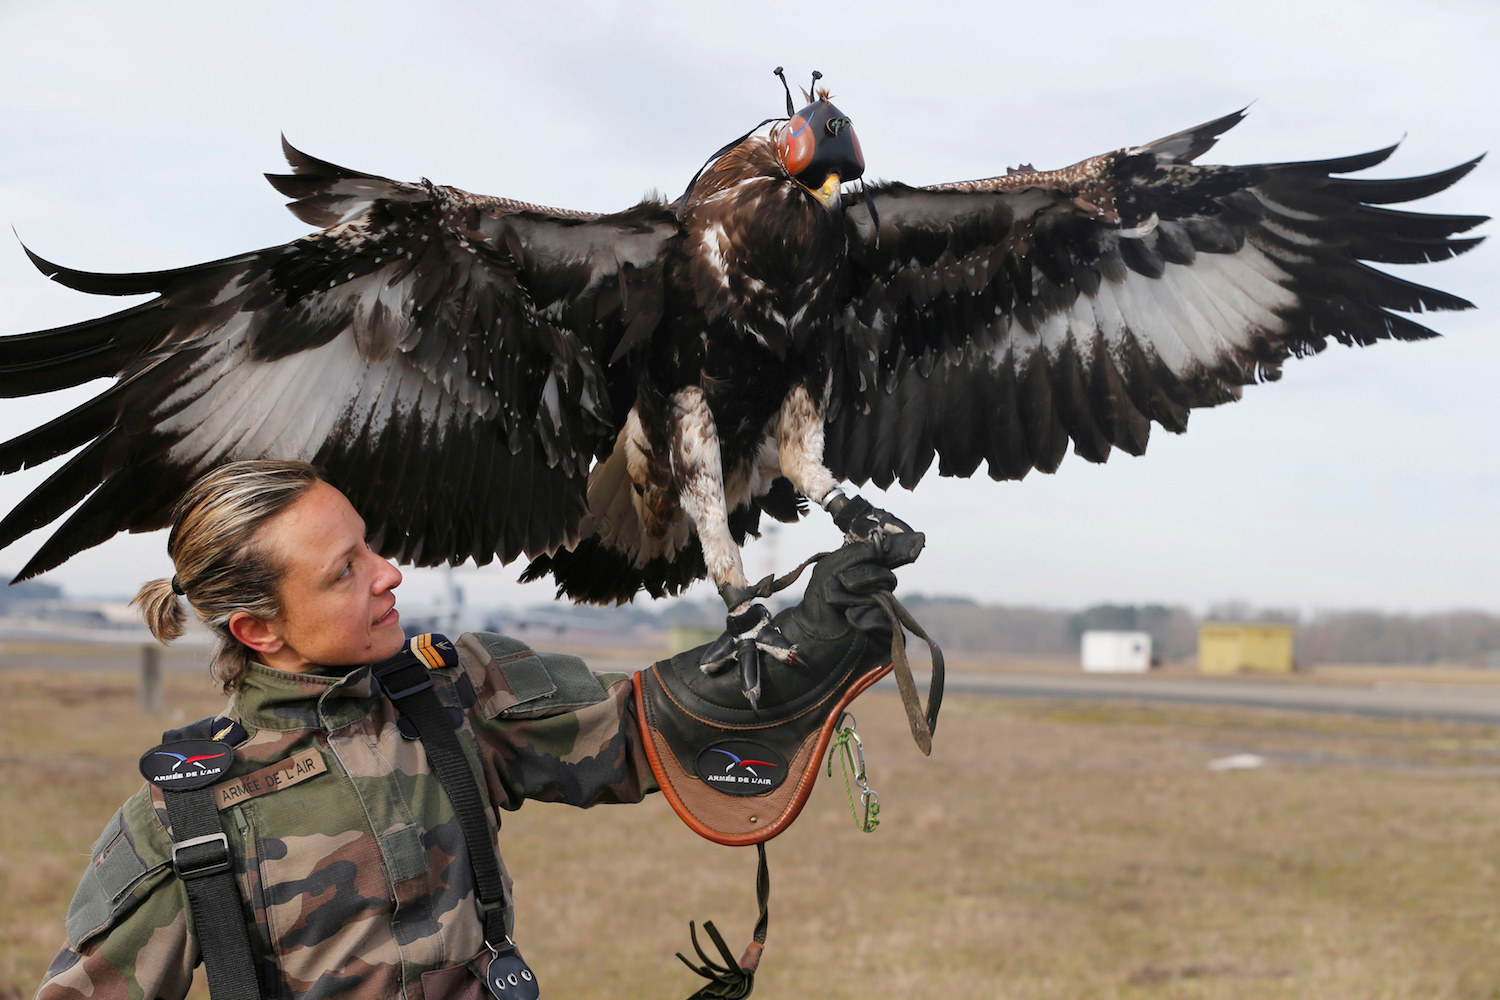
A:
[698, 602, 797, 706]
[752, 621, 796, 662]
[738, 638, 760, 709]
[697, 631, 738, 674]
[826, 493, 914, 543]
[699, 603, 769, 674]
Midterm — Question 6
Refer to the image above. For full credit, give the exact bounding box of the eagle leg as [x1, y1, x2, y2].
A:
[670, 387, 750, 590]
[669, 386, 796, 705]
[775, 383, 922, 562]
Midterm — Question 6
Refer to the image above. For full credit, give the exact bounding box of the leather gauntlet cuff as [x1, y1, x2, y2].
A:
[633, 632, 891, 847]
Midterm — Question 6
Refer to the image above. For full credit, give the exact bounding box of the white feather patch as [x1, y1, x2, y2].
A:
[158, 329, 452, 471]
[987, 243, 1299, 382]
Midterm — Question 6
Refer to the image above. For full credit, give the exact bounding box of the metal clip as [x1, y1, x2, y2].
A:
[827, 711, 880, 833]
[483, 935, 538, 999]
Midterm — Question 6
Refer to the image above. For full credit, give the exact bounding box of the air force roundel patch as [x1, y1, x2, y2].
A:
[694, 739, 788, 797]
[139, 739, 236, 790]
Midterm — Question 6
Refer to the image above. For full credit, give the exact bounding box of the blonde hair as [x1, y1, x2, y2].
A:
[131, 460, 321, 691]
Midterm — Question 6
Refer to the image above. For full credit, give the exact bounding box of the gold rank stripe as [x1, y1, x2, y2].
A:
[412, 632, 444, 669]
[213, 749, 328, 810]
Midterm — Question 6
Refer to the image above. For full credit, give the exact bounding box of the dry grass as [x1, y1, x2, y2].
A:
[0, 650, 226, 1000]
[4, 647, 1500, 999]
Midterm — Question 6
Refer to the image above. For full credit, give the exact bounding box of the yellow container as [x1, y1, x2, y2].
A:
[1198, 623, 1295, 674]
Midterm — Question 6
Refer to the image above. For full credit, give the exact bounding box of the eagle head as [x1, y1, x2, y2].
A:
[772, 91, 865, 207]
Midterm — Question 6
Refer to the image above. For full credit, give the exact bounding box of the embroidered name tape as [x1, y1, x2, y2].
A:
[213, 749, 328, 809]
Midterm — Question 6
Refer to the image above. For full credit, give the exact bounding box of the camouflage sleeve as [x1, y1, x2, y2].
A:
[455, 632, 659, 811]
[36, 786, 198, 1000]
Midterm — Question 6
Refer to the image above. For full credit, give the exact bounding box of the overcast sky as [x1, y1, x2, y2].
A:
[0, 0, 1494, 617]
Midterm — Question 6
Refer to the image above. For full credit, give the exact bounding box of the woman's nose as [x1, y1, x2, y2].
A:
[377, 559, 402, 592]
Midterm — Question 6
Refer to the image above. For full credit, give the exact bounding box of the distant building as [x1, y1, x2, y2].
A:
[1198, 623, 1295, 674]
[1080, 630, 1152, 673]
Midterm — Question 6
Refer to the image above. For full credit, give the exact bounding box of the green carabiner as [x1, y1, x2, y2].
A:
[828, 711, 880, 833]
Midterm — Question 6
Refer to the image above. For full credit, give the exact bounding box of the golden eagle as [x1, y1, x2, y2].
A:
[0, 73, 1485, 647]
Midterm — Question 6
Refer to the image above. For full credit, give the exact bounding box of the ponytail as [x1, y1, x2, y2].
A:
[131, 577, 188, 644]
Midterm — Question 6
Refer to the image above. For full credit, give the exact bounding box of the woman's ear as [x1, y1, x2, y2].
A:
[229, 610, 283, 658]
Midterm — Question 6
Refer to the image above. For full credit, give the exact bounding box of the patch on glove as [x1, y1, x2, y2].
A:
[696, 740, 789, 796]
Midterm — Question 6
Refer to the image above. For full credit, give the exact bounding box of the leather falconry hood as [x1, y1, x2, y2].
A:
[774, 94, 865, 191]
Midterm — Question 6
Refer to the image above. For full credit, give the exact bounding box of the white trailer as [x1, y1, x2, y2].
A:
[1080, 630, 1152, 673]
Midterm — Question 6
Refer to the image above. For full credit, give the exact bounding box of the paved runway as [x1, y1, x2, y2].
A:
[895, 670, 1500, 724]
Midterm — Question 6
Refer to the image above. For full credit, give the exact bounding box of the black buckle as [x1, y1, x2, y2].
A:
[374, 661, 435, 701]
[172, 832, 231, 879]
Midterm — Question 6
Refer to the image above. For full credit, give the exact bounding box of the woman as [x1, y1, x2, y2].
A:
[35, 460, 913, 1000]
[37, 460, 661, 1000]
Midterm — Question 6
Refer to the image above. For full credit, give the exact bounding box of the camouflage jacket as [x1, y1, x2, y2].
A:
[37, 632, 657, 1000]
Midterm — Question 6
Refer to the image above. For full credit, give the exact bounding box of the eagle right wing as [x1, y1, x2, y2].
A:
[0, 140, 678, 580]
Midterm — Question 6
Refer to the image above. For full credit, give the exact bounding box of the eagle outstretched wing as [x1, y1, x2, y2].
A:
[0, 106, 1484, 604]
[0, 140, 676, 580]
[827, 110, 1485, 490]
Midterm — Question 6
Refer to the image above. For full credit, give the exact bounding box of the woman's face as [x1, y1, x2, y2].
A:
[251, 480, 405, 672]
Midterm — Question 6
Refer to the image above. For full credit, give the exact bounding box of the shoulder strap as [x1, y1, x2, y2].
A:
[370, 635, 510, 945]
[374, 636, 540, 997]
[140, 722, 261, 1000]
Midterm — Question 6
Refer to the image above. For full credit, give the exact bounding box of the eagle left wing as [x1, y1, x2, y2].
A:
[0, 141, 677, 580]
[827, 110, 1485, 490]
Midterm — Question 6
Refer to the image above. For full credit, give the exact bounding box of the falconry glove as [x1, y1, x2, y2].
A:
[633, 533, 943, 999]
[634, 533, 933, 845]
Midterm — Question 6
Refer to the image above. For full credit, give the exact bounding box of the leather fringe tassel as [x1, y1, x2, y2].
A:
[677, 843, 769, 999]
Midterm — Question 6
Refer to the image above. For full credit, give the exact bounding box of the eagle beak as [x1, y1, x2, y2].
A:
[809, 172, 842, 209]
[817, 173, 842, 207]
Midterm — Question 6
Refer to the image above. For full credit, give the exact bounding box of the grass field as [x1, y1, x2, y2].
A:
[3, 645, 1500, 999]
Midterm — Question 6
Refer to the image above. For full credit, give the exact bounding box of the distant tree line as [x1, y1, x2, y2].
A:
[895, 596, 1500, 667]
[616, 594, 1500, 667]
[10, 567, 1496, 667]
[1293, 610, 1500, 667]
[0, 578, 62, 611]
